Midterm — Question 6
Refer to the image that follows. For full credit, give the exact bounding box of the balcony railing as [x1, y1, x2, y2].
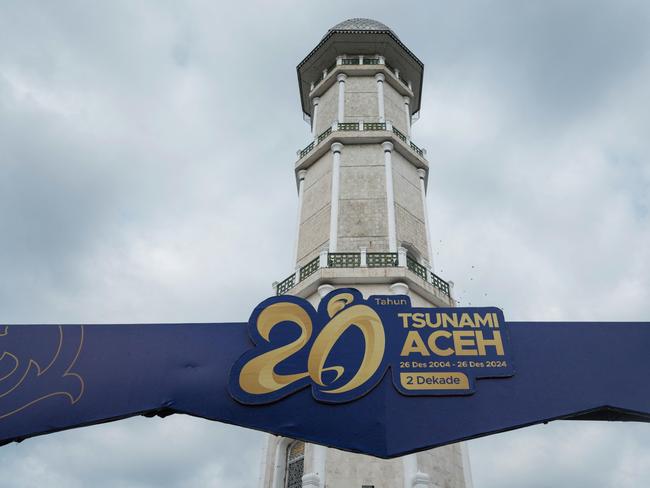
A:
[276, 273, 296, 295]
[367, 252, 398, 267]
[392, 126, 407, 143]
[317, 127, 332, 143]
[337, 122, 360, 131]
[364, 122, 386, 131]
[309, 55, 413, 94]
[275, 251, 451, 298]
[407, 255, 427, 281]
[300, 257, 320, 281]
[410, 141, 423, 157]
[328, 252, 361, 268]
[299, 141, 314, 158]
[297, 121, 426, 160]
[431, 272, 450, 297]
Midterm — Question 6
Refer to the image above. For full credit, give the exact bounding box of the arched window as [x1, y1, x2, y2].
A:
[284, 440, 305, 488]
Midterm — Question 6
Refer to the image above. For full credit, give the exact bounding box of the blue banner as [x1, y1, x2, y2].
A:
[1, 289, 649, 458]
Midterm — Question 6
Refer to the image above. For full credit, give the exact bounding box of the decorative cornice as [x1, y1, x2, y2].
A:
[297, 30, 423, 71]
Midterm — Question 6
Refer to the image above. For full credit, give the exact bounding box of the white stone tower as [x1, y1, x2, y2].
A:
[261, 19, 472, 488]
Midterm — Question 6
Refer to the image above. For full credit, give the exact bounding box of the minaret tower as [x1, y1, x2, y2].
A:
[262, 19, 471, 488]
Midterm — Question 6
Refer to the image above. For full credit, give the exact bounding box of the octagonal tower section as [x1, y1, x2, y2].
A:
[262, 18, 471, 488]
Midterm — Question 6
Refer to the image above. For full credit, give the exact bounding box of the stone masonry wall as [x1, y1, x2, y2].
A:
[297, 153, 331, 266]
[337, 144, 388, 252]
[392, 151, 429, 262]
[384, 81, 408, 135]
[314, 82, 338, 136]
[343, 76, 379, 123]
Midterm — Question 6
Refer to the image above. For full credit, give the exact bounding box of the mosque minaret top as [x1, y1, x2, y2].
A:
[297, 18, 424, 118]
[326, 18, 394, 36]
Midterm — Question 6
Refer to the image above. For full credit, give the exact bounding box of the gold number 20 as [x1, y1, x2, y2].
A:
[239, 294, 385, 397]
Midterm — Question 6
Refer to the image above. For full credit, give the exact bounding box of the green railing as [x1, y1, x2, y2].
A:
[299, 122, 425, 161]
[410, 141, 423, 157]
[317, 127, 332, 143]
[367, 252, 398, 267]
[300, 257, 320, 281]
[328, 252, 361, 268]
[299, 141, 314, 158]
[431, 272, 450, 296]
[364, 122, 386, 131]
[392, 126, 407, 142]
[309, 56, 412, 94]
[276, 252, 451, 298]
[407, 256, 428, 281]
[337, 122, 360, 131]
[276, 273, 296, 295]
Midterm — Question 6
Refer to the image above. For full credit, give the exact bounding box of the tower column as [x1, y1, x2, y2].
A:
[382, 141, 397, 252]
[461, 443, 475, 488]
[303, 443, 326, 488]
[311, 97, 320, 138]
[396, 278, 429, 488]
[301, 281, 333, 488]
[403, 454, 432, 488]
[293, 169, 308, 264]
[417, 168, 434, 268]
[404, 96, 412, 139]
[375, 73, 386, 122]
[337, 74, 347, 122]
[300, 285, 334, 487]
[271, 438, 293, 488]
[329, 143, 343, 252]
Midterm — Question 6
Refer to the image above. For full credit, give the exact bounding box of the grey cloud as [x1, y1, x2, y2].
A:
[1, 416, 262, 488]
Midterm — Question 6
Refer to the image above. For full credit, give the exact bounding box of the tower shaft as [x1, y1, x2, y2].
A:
[264, 19, 470, 488]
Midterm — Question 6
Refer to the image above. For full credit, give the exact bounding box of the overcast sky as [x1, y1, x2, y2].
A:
[1, 1, 649, 486]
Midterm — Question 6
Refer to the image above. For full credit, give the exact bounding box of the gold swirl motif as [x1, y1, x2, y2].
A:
[0, 325, 84, 420]
[326, 293, 354, 318]
[239, 303, 312, 394]
[308, 297, 385, 394]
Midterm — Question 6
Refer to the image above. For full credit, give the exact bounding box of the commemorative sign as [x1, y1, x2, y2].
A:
[0, 288, 649, 458]
[229, 289, 514, 404]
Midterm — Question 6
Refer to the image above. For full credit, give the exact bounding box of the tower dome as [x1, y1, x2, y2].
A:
[327, 17, 394, 34]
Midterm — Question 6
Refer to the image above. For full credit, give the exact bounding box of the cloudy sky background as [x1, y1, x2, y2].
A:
[1, 0, 649, 486]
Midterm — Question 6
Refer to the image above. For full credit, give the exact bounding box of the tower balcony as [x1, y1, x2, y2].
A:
[307, 57, 414, 102]
[295, 120, 428, 174]
[273, 249, 454, 308]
